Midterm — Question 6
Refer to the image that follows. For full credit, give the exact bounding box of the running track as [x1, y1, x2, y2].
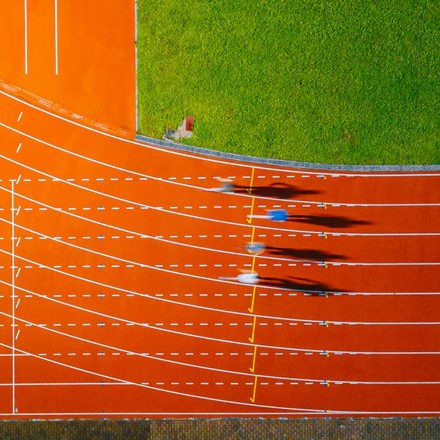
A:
[0, 1, 439, 419]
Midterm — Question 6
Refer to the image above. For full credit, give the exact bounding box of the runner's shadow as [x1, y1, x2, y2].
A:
[234, 182, 320, 199]
[266, 246, 347, 261]
[258, 276, 341, 296]
[288, 214, 372, 228]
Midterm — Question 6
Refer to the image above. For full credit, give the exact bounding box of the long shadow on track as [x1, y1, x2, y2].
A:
[288, 214, 372, 228]
[258, 276, 343, 296]
[266, 246, 347, 261]
[233, 182, 321, 199]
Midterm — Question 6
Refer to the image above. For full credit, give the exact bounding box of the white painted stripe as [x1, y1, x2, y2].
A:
[0, 410, 438, 416]
[0, 341, 323, 413]
[1, 89, 440, 178]
[1, 157, 439, 237]
[2, 313, 437, 389]
[24, 0, 28, 75]
[1, 279, 439, 357]
[1, 120, 440, 207]
[10, 180, 16, 414]
[54, 0, 58, 75]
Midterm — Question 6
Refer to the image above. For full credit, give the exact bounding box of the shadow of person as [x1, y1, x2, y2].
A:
[233, 182, 320, 199]
[288, 214, 372, 228]
[258, 276, 338, 295]
[266, 246, 347, 261]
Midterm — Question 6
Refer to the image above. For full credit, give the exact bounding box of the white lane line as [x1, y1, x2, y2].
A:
[17, 112, 23, 122]
[0, 341, 322, 414]
[0, 410, 438, 416]
[16, 143, 22, 153]
[1, 120, 440, 207]
[2, 90, 440, 178]
[0, 409, 437, 416]
[2, 312, 438, 387]
[2, 280, 440, 359]
[1, 157, 439, 237]
[0, 381, 129, 386]
[24, 0, 28, 75]
[2, 216, 440, 287]
[10, 180, 16, 414]
[54, 0, 58, 75]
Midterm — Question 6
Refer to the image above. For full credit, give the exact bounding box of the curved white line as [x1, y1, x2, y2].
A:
[4, 219, 440, 325]
[2, 154, 440, 237]
[0, 342, 437, 416]
[0, 227, 330, 294]
[2, 184, 438, 267]
[0, 342, 323, 413]
[3, 310, 438, 386]
[1, 88, 440, 178]
[2, 278, 440, 356]
[2, 119, 440, 207]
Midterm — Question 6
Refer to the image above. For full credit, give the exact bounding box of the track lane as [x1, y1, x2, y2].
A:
[0, 3, 439, 417]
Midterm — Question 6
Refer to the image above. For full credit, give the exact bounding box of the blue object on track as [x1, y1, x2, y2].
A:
[268, 209, 288, 222]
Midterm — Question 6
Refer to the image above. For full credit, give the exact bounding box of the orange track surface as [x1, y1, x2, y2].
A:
[0, 1, 439, 419]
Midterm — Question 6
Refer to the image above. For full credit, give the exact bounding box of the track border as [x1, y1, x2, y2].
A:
[136, 135, 440, 172]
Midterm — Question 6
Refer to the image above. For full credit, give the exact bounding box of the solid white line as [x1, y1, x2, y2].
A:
[1, 120, 440, 207]
[1, 279, 439, 357]
[1, 154, 439, 237]
[0, 342, 321, 413]
[0, 185, 321, 265]
[3, 217, 440, 312]
[2, 184, 439, 267]
[3, 216, 440, 304]
[1, 89, 440, 178]
[54, 0, 58, 75]
[24, 0, 28, 75]
[10, 180, 15, 414]
[0, 410, 439, 416]
[0, 382, 125, 387]
[0, 411, 439, 416]
[0, 342, 438, 416]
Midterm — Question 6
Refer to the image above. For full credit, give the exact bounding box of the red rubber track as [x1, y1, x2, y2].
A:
[0, 1, 439, 419]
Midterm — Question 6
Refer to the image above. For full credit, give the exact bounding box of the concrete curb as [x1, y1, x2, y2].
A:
[136, 134, 440, 172]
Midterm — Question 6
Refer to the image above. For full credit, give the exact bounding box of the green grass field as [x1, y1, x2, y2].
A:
[137, 0, 439, 165]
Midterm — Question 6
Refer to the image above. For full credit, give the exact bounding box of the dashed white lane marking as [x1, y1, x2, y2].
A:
[0, 291, 294, 299]
[8, 317, 438, 328]
[3, 351, 306, 357]
[18, 203, 298, 211]
[0, 379, 341, 387]
[17, 111, 23, 122]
